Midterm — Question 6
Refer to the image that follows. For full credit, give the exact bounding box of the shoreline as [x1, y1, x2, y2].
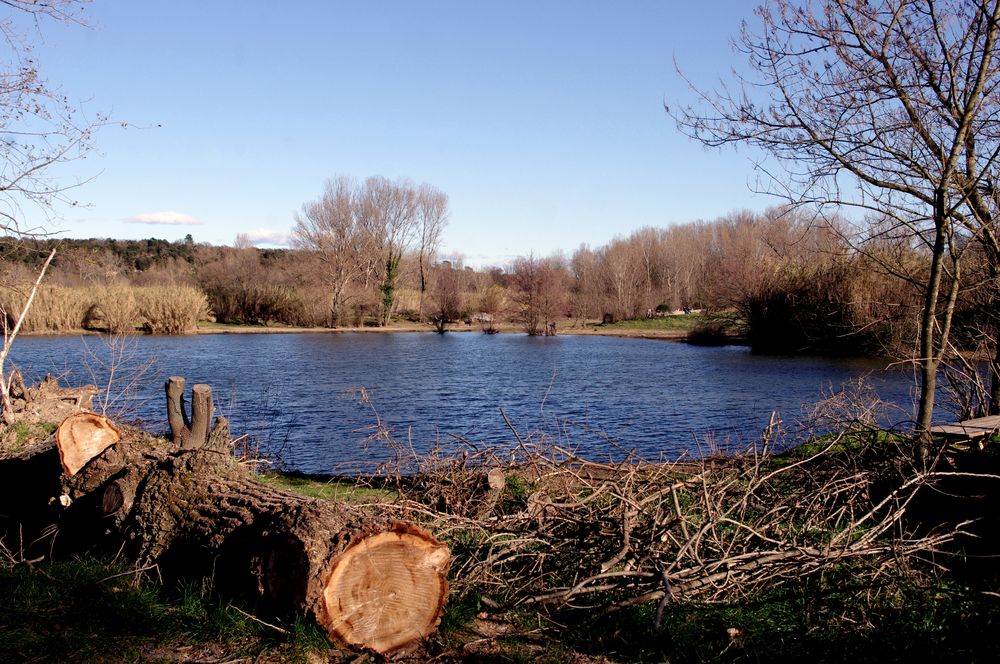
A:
[19, 320, 712, 342]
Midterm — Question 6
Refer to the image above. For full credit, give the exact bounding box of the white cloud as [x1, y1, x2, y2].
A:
[238, 228, 292, 247]
[125, 211, 201, 226]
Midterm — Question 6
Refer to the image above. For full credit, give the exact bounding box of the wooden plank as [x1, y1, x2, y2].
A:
[930, 415, 1000, 440]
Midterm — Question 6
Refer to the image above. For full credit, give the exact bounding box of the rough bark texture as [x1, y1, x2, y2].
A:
[56, 429, 449, 655]
[165, 376, 214, 449]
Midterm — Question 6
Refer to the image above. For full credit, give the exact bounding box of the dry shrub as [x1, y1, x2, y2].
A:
[283, 287, 331, 327]
[90, 285, 140, 334]
[0, 284, 89, 332]
[135, 286, 211, 334]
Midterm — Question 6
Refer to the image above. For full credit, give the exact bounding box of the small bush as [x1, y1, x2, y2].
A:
[687, 320, 730, 345]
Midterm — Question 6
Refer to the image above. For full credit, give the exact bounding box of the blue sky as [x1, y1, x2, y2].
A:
[23, 1, 764, 266]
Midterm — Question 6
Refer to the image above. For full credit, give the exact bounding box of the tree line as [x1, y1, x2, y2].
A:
[0, 202, 964, 356]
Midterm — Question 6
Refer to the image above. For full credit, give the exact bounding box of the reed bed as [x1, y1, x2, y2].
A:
[0, 284, 211, 334]
[135, 286, 210, 334]
[0, 284, 91, 333]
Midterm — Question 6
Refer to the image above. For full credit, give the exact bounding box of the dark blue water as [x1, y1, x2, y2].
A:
[8, 332, 918, 473]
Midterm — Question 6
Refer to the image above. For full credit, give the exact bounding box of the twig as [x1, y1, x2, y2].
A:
[228, 603, 290, 634]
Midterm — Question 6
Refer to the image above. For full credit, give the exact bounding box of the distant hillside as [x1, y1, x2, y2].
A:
[0, 237, 288, 273]
[0, 236, 197, 272]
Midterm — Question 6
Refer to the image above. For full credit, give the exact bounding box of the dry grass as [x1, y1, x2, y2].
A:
[0, 284, 211, 334]
[135, 285, 211, 334]
[0, 284, 91, 332]
[92, 284, 140, 334]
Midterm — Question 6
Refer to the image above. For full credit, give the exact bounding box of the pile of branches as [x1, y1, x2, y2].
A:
[368, 390, 983, 618]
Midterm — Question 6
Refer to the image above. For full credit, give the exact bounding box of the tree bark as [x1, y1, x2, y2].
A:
[49, 418, 449, 655]
[165, 376, 214, 449]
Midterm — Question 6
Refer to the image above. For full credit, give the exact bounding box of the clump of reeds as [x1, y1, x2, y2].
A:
[0, 284, 211, 334]
[135, 286, 211, 334]
[91, 285, 140, 334]
[0, 284, 90, 332]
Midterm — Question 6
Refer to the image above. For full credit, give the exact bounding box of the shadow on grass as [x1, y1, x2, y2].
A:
[547, 575, 1000, 663]
[0, 556, 332, 663]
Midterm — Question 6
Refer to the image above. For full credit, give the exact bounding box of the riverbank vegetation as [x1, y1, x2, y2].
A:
[0, 205, 927, 356]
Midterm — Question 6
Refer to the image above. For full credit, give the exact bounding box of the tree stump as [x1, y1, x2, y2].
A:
[164, 376, 214, 449]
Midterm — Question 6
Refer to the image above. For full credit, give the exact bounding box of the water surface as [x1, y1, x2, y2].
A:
[8, 332, 917, 473]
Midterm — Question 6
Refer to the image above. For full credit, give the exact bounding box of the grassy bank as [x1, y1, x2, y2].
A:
[597, 313, 704, 332]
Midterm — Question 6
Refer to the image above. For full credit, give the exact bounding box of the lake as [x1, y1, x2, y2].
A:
[8, 332, 919, 473]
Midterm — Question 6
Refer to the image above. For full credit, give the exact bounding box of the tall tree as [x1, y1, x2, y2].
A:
[357, 177, 419, 327]
[676, 0, 1000, 446]
[416, 184, 449, 323]
[291, 178, 370, 327]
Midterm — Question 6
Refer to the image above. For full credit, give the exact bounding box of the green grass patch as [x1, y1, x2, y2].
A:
[599, 313, 705, 332]
[255, 472, 397, 503]
[15, 421, 57, 445]
[774, 429, 907, 466]
[1, 421, 58, 455]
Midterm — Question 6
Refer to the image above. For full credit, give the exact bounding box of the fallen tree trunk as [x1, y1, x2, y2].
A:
[3, 378, 450, 655]
[70, 445, 450, 654]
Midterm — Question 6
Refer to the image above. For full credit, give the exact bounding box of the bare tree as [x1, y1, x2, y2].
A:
[569, 244, 603, 324]
[510, 254, 568, 336]
[356, 177, 419, 326]
[474, 282, 505, 333]
[676, 0, 1000, 445]
[599, 238, 646, 321]
[292, 178, 370, 327]
[416, 184, 449, 323]
[430, 263, 464, 333]
[0, 1, 103, 420]
[0, 1, 102, 236]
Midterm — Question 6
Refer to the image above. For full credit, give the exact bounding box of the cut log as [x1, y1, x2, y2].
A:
[60, 431, 450, 655]
[54, 412, 121, 477]
[320, 525, 451, 652]
[0, 439, 62, 554]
